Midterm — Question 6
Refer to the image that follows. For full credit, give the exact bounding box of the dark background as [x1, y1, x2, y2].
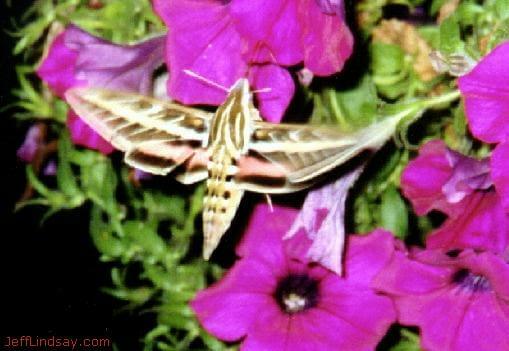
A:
[1, 2, 142, 348]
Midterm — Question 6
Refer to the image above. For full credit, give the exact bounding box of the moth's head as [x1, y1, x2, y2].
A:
[229, 78, 252, 105]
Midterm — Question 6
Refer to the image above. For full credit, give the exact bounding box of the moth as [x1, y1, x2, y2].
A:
[66, 78, 399, 259]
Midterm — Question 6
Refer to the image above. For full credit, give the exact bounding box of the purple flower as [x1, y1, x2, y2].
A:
[401, 140, 509, 253]
[373, 248, 509, 351]
[17, 124, 46, 162]
[191, 204, 396, 351]
[37, 25, 165, 154]
[458, 41, 509, 211]
[153, 0, 353, 122]
[285, 166, 364, 274]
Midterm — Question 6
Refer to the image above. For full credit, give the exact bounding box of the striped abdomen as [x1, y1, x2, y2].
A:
[201, 78, 253, 259]
[202, 145, 244, 259]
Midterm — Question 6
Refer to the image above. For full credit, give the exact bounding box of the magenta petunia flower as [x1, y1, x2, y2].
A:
[37, 25, 165, 154]
[458, 41, 509, 211]
[152, 0, 353, 122]
[401, 140, 509, 253]
[191, 204, 397, 351]
[373, 247, 509, 351]
[285, 166, 364, 274]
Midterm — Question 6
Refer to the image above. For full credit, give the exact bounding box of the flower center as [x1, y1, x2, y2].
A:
[274, 274, 319, 314]
[451, 268, 491, 293]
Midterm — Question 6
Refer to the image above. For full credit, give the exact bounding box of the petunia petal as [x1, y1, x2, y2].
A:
[372, 249, 453, 295]
[401, 140, 455, 216]
[458, 41, 509, 143]
[154, 0, 247, 105]
[192, 291, 276, 342]
[342, 229, 400, 286]
[315, 0, 346, 20]
[491, 141, 509, 212]
[375, 248, 509, 351]
[426, 191, 509, 253]
[285, 167, 364, 274]
[249, 64, 294, 122]
[286, 307, 392, 351]
[298, 0, 353, 75]
[442, 148, 491, 204]
[396, 288, 470, 350]
[17, 124, 45, 163]
[237, 204, 298, 266]
[36, 31, 85, 98]
[191, 256, 281, 341]
[64, 25, 165, 94]
[230, 0, 303, 66]
[459, 251, 509, 300]
[240, 307, 289, 351]
[318, 285, 396, 342]
[454, 293, 509, 351]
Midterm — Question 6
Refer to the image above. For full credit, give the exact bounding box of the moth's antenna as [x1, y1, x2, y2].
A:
[245, 41, 277, 96]
[252, 87, 272, 94]
[183, 69, 230, 93]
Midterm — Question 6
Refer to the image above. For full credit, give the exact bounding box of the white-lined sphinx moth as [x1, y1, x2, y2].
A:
[66, 79, 400, 259]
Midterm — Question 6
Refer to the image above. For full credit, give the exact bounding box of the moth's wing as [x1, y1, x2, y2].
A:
[65, 87, 212, 178]
[175, 149, 210, 184]
[241, 119, 397, 189]
[233, 154, 312, 193]
[124, 140, 208, 177]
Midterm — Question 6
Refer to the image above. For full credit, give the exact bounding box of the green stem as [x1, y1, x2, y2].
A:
[420, 90, 461, 109]
[387, 89, 461, 127]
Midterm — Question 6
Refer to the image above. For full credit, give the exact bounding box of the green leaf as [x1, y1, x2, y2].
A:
[124, 220, 167, 260]
[57, 132, 82, 198]
[389, 329, 422, 351]
[439, 15, 463, 54]
[456, 1, 483, 27]
[199, 330, 229, 351]
[430, 0, 447, 15]
[90, 205, 125, 259]
[495, 0, 509, 20]
[144, 191, 186, 225]
[311, 74, 378, 129]
[380, 185, 409, 238]
[371, 43, 406, 77]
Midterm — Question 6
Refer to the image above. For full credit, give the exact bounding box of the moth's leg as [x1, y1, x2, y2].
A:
[264, 194, 274, 212]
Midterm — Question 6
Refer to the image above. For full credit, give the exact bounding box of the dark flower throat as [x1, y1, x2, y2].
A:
[274, 274, 319, 314]
[452, 268, 491, 293]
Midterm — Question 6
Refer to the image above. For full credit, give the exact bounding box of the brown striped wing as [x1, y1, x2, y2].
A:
[65, 87, 212, 177]
[241, 118, 398, 190]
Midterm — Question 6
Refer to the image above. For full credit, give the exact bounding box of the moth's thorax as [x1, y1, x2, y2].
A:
[208, 78, 253, 159]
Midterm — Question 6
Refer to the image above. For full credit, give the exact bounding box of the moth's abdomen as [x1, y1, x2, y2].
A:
[202, 145, 244, 259]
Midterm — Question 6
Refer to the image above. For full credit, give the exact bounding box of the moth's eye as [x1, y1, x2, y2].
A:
[223, 190, 231, 199]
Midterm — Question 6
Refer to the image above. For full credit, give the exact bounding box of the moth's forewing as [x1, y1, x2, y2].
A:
[65, 87, 212, 176]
